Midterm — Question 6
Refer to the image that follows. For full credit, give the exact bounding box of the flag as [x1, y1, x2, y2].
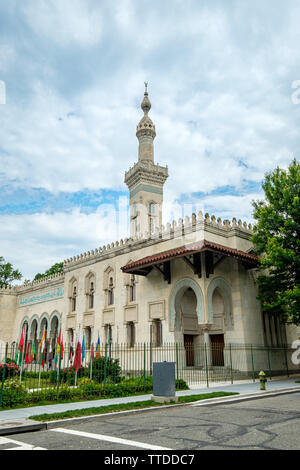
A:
[25, 344, 30, 365]
[39, 327, 46, 367]
[73, 340, 81, 372]
[40, 348, 45, 368]
[17, 326, 26, 365]
[29, 340, 35, 364]
[73, 328, 81, 372]
[18, 326, 26, 355]
[96, 334, 101, 358]
[81, 334, 85, 362]
[61, 338, 64, 360]
[15, 341, 19, 363]
[39, 328, 46, 352]
[47, 341, 53, 368]
[54, 329, 62, 366]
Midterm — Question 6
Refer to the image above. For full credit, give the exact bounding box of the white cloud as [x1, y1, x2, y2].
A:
[22, 0, 104, 47]
[0, 204, 131, 281]
[1, 0, 300, 278]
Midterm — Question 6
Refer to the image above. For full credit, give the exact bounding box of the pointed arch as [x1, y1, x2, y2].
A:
[169, 278, 204, 331]
[39, 313, 50, 338]
[207, 277, 233, 330]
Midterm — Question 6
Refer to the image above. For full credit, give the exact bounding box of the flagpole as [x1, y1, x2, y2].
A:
[74, 325, 80, 388]
[57, 344, 62, 395]
[19, 337, 26, 384]
[38, 344, 42, 389]
[90, 340, 93, 380]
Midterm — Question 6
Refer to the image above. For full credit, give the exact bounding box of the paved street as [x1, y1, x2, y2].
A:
[1, 392, 300, 451]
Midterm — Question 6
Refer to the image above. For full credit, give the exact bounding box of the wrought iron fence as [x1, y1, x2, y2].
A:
[0, 341, 299, 407]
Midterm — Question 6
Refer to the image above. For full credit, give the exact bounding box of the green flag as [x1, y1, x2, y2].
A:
[15, 342, 19, 363]
[30, 340, 35, 363]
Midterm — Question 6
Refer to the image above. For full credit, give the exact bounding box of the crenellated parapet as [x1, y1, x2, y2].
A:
[0, 272, 65, 294]
[0, 285, 18, 295]
[63, 210, 254, 269]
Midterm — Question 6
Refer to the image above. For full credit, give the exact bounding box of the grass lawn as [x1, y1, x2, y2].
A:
[29, 391, 239, 422]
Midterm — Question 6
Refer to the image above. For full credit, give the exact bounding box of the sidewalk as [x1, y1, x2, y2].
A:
[0, 375, 299, 435]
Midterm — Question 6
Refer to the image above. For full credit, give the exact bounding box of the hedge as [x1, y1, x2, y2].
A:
[0, 376, 188, 409]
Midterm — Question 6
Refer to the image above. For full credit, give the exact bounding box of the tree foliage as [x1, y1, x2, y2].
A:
[34, 262, 64, 281]
[0, 256, 22, 288]
[252, 159, 300, 325]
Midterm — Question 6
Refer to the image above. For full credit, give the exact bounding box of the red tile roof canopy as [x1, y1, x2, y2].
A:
[121, 240, 258, 281]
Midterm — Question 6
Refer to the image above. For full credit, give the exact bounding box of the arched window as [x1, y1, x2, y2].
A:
[127, 322, 135, 347]
[104, 266, 115, 307]
[129, 275, 136, 302]
[131, 203, 138, 236]
[105, 324, 112, 343]
[84, 327, 92, 350]
[85, 273, 96, 311]
[149, 202, 157, 234]
[149, 202, 155, 215]
[72, 285, 77, 312]
[89, 281, 95, 309]
[69, 278, 78, 313]
[151, 319, 162, 347]
[108, 277, 114, 306]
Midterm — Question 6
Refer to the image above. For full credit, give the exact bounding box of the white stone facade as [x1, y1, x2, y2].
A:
[1, 88, 299, 360]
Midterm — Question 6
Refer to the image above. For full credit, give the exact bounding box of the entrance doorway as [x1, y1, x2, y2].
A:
[210, 334, 224, 366]
[184, 335, 194, 366]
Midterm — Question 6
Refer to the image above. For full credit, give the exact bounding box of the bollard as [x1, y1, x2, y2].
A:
[259, 370, 267, 391]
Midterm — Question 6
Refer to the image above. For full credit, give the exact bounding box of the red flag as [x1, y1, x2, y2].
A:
[61, 338, 64, 360]
[18, 326, 26, 354]
[25, 344, 29, 365]
[41, 349, 45, 368]
[73, 341, 81, 372]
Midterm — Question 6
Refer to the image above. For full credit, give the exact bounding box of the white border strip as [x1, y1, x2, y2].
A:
[51, 427, 172, 450]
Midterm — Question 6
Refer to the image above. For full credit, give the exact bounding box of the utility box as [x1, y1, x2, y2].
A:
[152, 362, 178, 403]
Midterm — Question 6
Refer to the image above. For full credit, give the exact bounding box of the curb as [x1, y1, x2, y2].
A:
[45, 402, 190, 429]
[0, 386, 299, 435]
[0, 418, 46, 436]
[44, 386, 300, 428]
[190, 386, 300, 407]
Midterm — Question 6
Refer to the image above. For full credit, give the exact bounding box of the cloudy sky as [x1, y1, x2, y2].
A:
[0, 0, 299, 281]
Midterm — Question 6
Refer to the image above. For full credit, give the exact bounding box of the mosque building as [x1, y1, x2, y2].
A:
[0, 85, 298, 374]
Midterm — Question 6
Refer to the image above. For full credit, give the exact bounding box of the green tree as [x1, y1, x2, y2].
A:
[34, 262, 64, 281]
[0, 257, 22, 288]
[252, 159, 300, 325]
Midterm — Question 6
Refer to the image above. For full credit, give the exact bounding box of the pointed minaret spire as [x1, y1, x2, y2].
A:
[136, 82, 156, 162]
[125, 84, 168, 238]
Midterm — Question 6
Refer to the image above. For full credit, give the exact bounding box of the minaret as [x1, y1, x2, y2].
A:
[125, 83, 168, 238]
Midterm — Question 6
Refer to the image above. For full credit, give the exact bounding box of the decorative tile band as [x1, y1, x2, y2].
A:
[18, 286, 64, 307]
[130, 184, 163, 198]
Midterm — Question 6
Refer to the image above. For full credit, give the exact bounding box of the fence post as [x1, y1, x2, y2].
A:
[150, 342, 153, 376]
[104, 342, 108, 385]
[90, 343, 93, 380]
[284, 346, 289, 377]
[267, 346, 272, 380]
[143, 343, 146, 392]
[176, 343, 179, 381]
[229, 343, 233, 384]
[204, 343, 209, 388]
[57, 349, 62, 396]
[0, 343, 8, 408]
[251, 344, 255, 382]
